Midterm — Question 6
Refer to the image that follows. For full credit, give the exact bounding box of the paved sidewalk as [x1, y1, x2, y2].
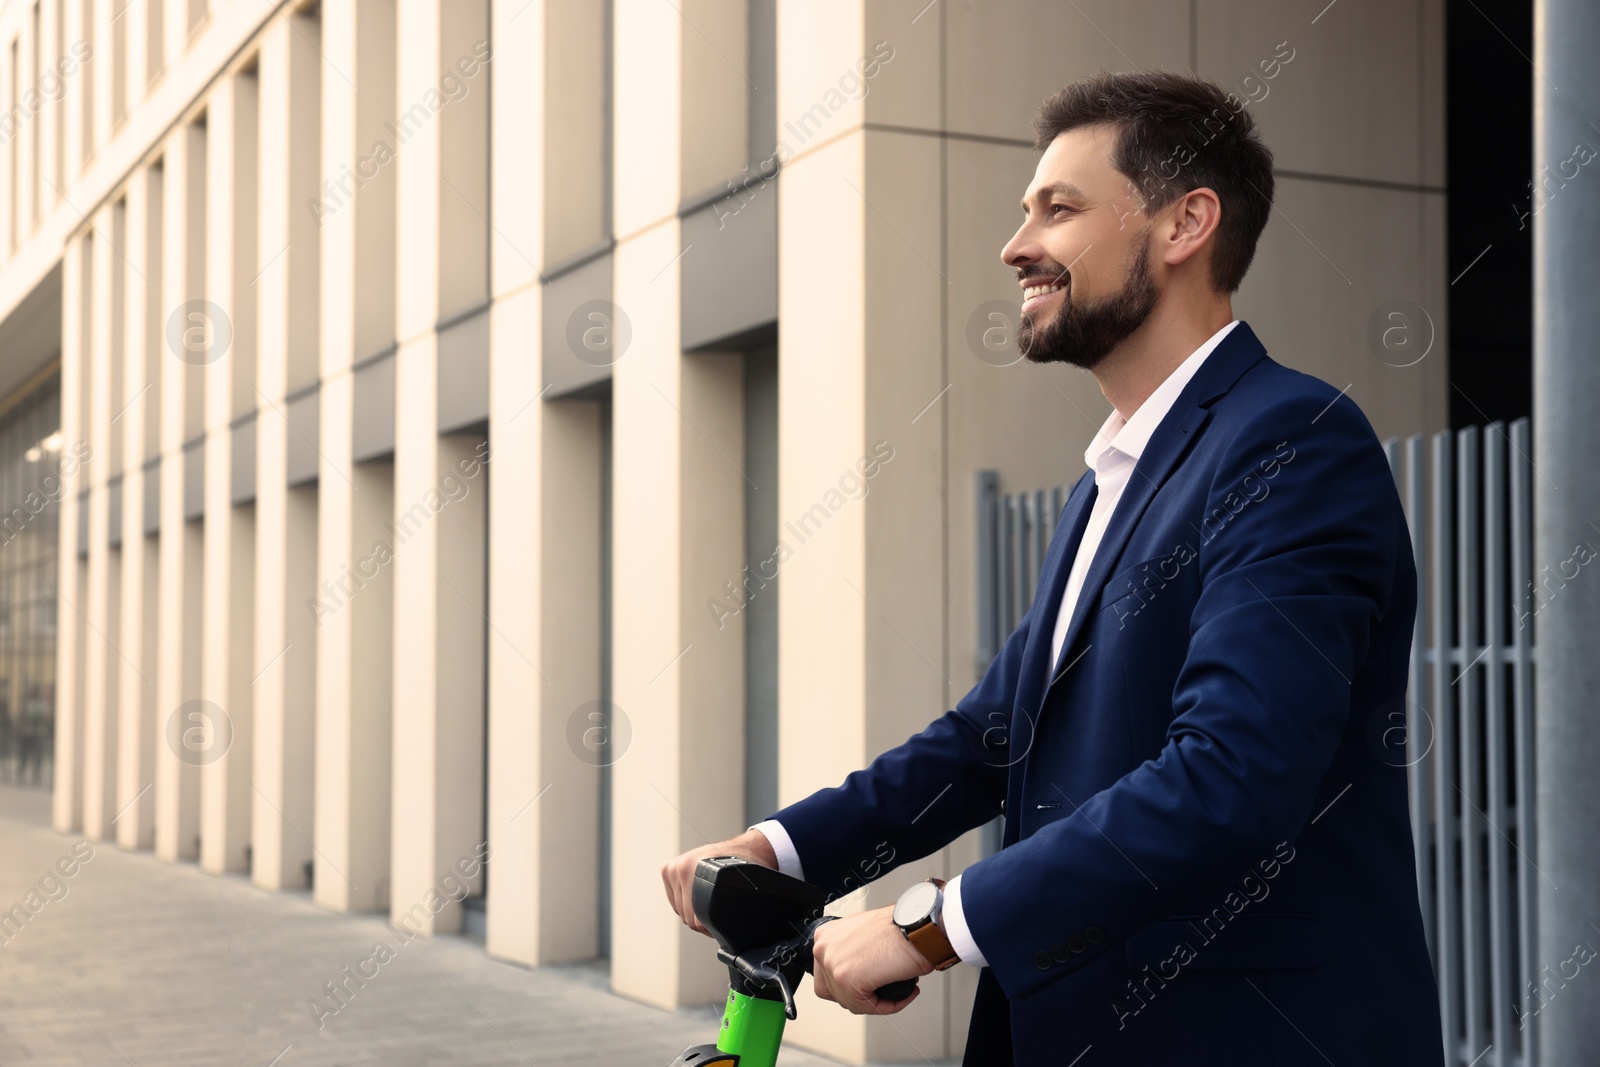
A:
[0, 785, 954, 1066]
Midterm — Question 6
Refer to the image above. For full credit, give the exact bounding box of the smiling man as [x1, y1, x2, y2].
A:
[663, 70, 1443, 1066]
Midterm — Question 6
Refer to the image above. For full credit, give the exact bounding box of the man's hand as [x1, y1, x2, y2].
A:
[811, 906, 934, 1015]
[660, 828, 779, 936]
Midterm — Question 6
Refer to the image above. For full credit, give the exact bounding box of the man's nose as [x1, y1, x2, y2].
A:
[1001, 223, 1039, 270]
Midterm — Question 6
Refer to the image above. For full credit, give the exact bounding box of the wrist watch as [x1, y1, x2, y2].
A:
[892, 877, 960, 971]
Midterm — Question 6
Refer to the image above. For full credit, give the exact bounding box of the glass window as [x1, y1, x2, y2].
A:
[0, 374, 61, 788]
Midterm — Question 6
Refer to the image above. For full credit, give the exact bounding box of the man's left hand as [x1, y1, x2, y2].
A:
[811, 906, 935, 1015]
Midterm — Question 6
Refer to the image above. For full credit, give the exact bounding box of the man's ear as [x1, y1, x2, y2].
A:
[1163, 187, 1222, 271]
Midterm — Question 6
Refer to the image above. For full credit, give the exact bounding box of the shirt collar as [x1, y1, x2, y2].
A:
[1083, 319, 1241, 475]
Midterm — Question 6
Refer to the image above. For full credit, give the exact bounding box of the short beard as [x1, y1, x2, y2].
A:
[1019, 240, 1159, 370]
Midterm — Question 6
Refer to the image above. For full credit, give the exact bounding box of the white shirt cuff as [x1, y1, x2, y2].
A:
[942, 873, 989, 968]
[749, 820, 804, 881]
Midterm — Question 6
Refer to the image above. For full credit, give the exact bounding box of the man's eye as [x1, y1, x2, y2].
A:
[1051, 204, 1073, 216]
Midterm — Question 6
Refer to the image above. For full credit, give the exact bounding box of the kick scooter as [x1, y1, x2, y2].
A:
[666, 856, 917, 1067]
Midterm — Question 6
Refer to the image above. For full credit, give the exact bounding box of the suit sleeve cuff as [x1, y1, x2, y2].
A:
[749, 820, 804, 881]
[942, 873, 989, 968]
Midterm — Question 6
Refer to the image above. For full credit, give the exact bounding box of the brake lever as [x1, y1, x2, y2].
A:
[718, 943, 802, 1019]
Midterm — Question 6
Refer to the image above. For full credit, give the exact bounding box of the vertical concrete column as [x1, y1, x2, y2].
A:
[116, 165, 159, 852]
[2, 32, 15, 251]
[773, 4, 952, 1061]
[38, 0, 62, 213]
[124, 0, 148, 112]
[389, 0, 490, 935]
[0, 27, 14, 253]
[1, 27, 13, 256]
[91, 0, 114, 150]
[251, 7, 321, 891]
[101, 204, 128, 840]
[608, 0, 750, 1009]
[163, 0, 189, 68]
[14, 2, 36, 236]
[62, 0, 86, 184]
[315, 0, 398, 913]
[483, 0, 544, 967]
[199, 70, 258, 875]
[484, 0, 605, 967]
[52, 235, 88, 833]
[154, 120, 206, 862]
[81, 204, 119, 838]
[1533, 0, 1600, 1062]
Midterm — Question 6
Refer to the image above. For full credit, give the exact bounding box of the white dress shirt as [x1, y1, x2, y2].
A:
[755, 320, 1242, 969]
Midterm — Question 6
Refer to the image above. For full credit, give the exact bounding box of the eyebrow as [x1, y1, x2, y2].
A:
[1021, 180, 1090, 213]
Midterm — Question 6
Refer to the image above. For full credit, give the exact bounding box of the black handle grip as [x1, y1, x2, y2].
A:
[804, 916, 918, 1004]
[874, 978, 918, 1002]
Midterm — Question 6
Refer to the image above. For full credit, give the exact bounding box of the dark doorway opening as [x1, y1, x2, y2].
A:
[1446, 0, 1534, 428]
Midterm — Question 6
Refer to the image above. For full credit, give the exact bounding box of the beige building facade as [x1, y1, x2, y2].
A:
[0, 0, 1446, 1060]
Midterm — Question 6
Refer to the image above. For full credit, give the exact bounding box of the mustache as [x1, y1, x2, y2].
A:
[1017, 265, 1072, 286]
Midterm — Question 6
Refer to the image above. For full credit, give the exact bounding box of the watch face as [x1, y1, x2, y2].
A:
[893, 880, 941, 927]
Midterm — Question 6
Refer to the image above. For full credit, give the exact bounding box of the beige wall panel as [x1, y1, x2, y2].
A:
[481, 0, 597, 968]
[944, 0, 1189, 140]
[116, 520, 159, 851]
[13, 5, 37, 235]
[436, 0, 490, 321]
[252, 15, 318, 889]
[532, 391, 606, 963]
[155, 508, 203, 862]
[612, 0, 682, 235]
[774, 130, 873, 1063]
[609, 217, 747, 1010]
[678, 0, 747, 198]
[1235, 177, 1448, 442]
[197, 71, 257, 875]
[1199, 0, 1444, 188]
[394, 0, 442, 340]
[390, 0, 491, 936]
[82, 210, 118, 839]
[608, 218, 690, 1003]
[390, 333, 489, 935]
[52, 235, 86, 833]
[315, 0, 399, 915]
[313, 372, 394, 912]
[199, 496, 253, 873]
[776, 0, 866, 159]
[538, 0, 604, 266]
[774, 121, 965, 1063]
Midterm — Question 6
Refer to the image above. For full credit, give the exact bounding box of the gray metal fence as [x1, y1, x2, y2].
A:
[974, 416, 1539, 1067]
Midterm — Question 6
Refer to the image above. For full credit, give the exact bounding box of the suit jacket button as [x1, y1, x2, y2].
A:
[1085, 926, 1105, 944]
[1051, 944, 1071, 963]
[1067, 934, 1088, 954]
[1033, 951, 1052, 970]
[999, 799, 1006, 814]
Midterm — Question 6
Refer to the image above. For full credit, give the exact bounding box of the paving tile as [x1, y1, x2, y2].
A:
[0, 786, 955, 1067]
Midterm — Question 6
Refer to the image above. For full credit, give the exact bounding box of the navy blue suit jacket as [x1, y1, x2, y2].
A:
[771, 322, 1443, 1066]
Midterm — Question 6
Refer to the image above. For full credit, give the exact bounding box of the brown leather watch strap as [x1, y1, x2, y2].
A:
[907, 916, 960, 970]
[907, 898, 961, 971]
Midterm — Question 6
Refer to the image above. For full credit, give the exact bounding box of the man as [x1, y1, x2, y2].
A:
[663, 70, 1442, 1066]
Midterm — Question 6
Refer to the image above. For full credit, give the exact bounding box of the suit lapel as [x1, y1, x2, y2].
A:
[1041, 321, 1271, 694]
[1043, 401, 1212, 689]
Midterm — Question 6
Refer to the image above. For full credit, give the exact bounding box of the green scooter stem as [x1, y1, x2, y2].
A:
[663, 990, 786, 1067]
[717, 989, 789, 1066]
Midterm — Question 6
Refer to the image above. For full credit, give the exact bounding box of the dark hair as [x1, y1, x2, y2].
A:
[1033, 70, 1274, 294]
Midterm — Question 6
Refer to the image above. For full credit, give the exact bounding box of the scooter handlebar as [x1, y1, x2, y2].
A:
[806, 915, 920, 1006]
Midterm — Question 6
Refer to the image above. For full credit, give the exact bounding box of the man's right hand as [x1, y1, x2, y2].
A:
[661, 828, 779, 936]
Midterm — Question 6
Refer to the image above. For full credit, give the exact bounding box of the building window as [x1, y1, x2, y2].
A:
[0, 375, 61, 788]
